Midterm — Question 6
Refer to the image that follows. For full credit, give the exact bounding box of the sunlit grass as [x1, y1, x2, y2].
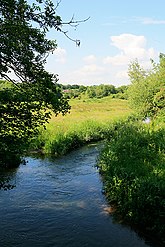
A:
[50, 97, 131, 126]
[31, 97, 132, 154]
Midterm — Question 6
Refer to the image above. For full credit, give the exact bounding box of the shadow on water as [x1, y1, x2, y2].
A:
[0, 143, 163, 247]
[0, 167, 18, 190]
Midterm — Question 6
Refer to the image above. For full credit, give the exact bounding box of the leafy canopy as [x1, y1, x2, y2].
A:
[0, 0, 87, 167]
[128, 54, 165, 120]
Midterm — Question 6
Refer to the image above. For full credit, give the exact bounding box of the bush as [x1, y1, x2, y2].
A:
[97, 120, 165, 243]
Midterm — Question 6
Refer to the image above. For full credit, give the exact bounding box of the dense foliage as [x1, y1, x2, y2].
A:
[97, 120, 165, 243]
[0, 80, 68, 167]
[97, 55, 165, 244]
[60, 83, 128, 100]
[0, 0, 77, 167]
[128, 55, 165, 120]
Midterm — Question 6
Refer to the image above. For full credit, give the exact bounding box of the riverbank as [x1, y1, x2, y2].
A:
[28, 97, 165, 245]
[97, 119, 165, 245]
[29, 97, 131, 156]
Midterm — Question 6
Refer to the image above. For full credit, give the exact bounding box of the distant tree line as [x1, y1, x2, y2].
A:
[58, 83, 129, 100]
[0, 80, 129, 102]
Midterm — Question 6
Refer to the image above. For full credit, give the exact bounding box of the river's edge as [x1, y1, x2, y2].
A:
[97, 121, 165, 246]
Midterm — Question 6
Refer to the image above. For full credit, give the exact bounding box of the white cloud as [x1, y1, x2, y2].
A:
[138, 17, 165, 25]
[104, 53, 128, 66]
[103, 16, 165, 26]
[71, 64, 105, 82]
[53, 47, 67, 64]
[56, 34, 158, 86]
[83, 55, 97, 64]
[62, 64, 106, 86]
[104, 34, 157, 66]
[111, 34, 146, 53]
[79, 64, 105, 74]
[116, 70, 129, 80]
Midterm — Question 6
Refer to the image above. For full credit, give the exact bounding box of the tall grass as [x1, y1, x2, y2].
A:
[30, 97, 131, 155]
[97, 119, 165, 243]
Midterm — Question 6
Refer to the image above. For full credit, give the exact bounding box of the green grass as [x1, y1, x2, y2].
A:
[30, 97, 131, 155]
[29, 95, 165, 244]
[97, 119, 165, 244]
[50, 97, 131, 126]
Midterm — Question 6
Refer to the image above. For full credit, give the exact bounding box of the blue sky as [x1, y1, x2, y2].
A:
[45, 0, 165, 86]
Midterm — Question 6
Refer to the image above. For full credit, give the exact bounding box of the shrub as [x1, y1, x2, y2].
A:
[97, 120, 165, 243]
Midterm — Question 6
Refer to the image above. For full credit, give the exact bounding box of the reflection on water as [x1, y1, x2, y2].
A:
[0, 144, 159, 247]
[0, 168, 17, 190]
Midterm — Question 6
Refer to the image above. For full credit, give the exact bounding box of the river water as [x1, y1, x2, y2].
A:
[0, 144, 158, 247]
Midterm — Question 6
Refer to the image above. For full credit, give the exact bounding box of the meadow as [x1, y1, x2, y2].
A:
[30, 97, 131, 155]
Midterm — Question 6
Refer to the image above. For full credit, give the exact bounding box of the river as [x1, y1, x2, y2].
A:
[0, 144, 159, 247]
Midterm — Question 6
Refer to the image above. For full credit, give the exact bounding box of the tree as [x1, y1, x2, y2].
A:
[0, 0, 87, 168]
[128, 55, 165, 119]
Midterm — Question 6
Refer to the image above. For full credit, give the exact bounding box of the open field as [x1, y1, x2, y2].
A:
[49, 97, 131, 130]
[31, 97, 132, 154]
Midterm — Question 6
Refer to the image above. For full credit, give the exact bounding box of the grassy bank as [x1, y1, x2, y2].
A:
[30, 96, 165, 244]
[30, 97, 131, 155]
[97, 119, 165, 244]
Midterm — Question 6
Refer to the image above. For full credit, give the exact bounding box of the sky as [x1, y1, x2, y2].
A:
[45, 0, 165, 87]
